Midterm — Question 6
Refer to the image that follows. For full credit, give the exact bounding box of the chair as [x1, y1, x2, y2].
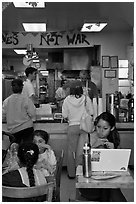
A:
[53, 149, 64, 202]
[2, 182, 55, 202]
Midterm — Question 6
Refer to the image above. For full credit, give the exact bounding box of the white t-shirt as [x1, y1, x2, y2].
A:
[22, 79, 35, 99]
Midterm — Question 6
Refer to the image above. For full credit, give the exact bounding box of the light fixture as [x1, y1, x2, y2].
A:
[14, 49, 27, 54]
[81, 23, 107, 32]
[40, 71, 49, 76]
[33, 59, 40, 63]
[23, 23, 46, 32]
[13, 2, 45, 8]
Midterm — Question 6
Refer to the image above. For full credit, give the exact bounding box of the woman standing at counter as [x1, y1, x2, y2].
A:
[62, 84, 94, 178]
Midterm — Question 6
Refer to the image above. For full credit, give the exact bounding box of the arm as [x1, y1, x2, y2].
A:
[62, 99, 69, 119]
[86, 96, 94, 117]
[35, 146, 57, 174]
[2, 100, 7, 122]
[25, 98, 36, 121]
[30, 94, 38, 105]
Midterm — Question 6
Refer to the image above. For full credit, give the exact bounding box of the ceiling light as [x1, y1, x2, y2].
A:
[23, 23, 46, 32]
[13, 2, 45, 8]
[14, 49, 27, 54]
[81, 23, 107, 32]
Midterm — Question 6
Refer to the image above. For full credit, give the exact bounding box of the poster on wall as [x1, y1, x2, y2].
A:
[111, 56, 118, 68]
[102, 56, 110, 68]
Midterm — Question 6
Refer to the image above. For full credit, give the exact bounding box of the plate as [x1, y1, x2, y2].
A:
[91, 174, 120, 180]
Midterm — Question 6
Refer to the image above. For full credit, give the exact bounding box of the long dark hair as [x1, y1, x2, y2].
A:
[94, 112, 120, 148]
[18, 142, 39, 187]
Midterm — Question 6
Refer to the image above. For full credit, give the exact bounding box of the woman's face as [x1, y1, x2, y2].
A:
[33, 135, 45, 154]
[96, 119, 112, 139]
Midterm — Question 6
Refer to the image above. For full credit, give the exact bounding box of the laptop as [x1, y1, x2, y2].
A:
[91, 149, 131, 171]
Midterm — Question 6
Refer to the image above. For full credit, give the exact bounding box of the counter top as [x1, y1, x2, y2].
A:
[2, 121, 134, 135]
[116, 122, 134, 130]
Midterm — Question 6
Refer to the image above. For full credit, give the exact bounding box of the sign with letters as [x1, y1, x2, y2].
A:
[2, 30, 93, 49]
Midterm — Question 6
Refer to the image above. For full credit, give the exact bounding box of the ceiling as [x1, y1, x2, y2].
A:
[2, 2, 134, 58]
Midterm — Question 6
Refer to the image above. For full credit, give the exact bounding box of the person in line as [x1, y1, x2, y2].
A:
[55, 79, 69, 111]
[78, 112, 126, 202]
[79, 70, 99, 101]
[22, 66, 38, 104]
[2, 78, 36, 144]
[33, 130, 57, 177]
[62, 84, 94, 178]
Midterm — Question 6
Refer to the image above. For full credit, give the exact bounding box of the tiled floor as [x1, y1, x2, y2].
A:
[60, 167, 134, 202]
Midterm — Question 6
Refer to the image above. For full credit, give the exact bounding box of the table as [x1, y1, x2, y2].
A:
[75, 165, 134, 201]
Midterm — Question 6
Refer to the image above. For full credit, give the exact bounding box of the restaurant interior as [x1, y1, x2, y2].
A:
[2, 2, 134, 202]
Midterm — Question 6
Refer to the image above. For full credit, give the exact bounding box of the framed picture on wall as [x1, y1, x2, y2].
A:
[104, 70, 116, 78]
[111, 56, 118, 68]
[102, 56, 110, 68]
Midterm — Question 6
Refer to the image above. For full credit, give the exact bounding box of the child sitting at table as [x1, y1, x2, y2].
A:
[2, 142, 47, 202]
[33, 130, 57, 177]
[78, 112, 127, 202]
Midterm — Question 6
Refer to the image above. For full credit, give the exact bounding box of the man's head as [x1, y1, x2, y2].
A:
[79, 70, 90, 82]
[25, 67, 37, 81]
[11, 78, 23, 93]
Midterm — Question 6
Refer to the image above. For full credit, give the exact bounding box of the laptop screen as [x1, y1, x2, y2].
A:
[91, 149, 131, 171]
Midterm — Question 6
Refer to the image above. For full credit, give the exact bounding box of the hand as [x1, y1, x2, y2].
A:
[100, 138, 108, 143]
[40, 144, 51, 150]
[98, 138, 108, 146]
[104, 141, 114, 149]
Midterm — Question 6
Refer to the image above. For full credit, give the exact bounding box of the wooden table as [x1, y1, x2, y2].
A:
[76, 165, 134, 189]
[75, 165, 134, 201]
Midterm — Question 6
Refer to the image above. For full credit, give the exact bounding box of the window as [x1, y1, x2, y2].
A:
[118, 60, 130, 95]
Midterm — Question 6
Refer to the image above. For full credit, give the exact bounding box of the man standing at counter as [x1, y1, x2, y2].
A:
[22, 67, 38, 105]
[55, 79, 69, 112]
[79, 70, 98, 101]
[2, 79, 36, 144]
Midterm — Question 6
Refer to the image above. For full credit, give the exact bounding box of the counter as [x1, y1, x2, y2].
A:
[2, 121, 134, 166]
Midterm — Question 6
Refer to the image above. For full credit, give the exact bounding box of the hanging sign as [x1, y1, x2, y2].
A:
[2, 30, 93, 49]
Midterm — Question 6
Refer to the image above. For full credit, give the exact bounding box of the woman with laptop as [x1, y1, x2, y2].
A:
[78, 112, 127, 202]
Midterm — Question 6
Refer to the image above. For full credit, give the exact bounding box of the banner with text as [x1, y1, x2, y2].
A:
[2, 30, 94, 48]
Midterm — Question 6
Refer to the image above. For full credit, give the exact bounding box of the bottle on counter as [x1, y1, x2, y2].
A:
[82, 142, 91, 178]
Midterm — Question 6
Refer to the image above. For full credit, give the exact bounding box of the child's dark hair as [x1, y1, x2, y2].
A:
[25, 67, 37, 77]
[70, 86, 83, 98]
[94, 112, 120, 148]
[18, 142, 39, 187]
[11, 78, 23, 93]
[34, 130, 49, 144]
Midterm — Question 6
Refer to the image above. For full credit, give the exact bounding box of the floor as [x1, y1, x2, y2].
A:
[60, 167, 134, 202]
